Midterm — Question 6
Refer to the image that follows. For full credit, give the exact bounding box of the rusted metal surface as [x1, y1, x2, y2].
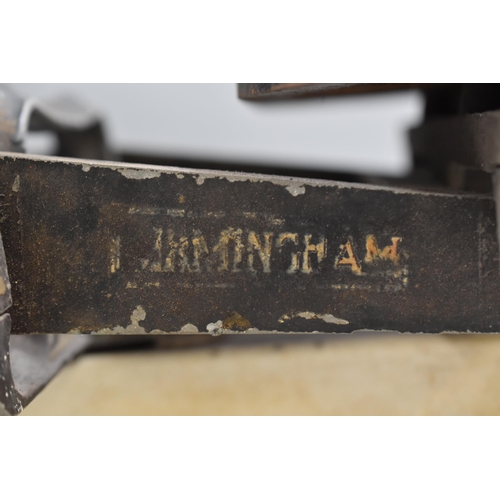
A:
[0, 152, 499, 336]
[238, 83, 444, 100]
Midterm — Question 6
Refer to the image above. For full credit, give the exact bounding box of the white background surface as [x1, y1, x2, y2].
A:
[12, 83, 424, 176]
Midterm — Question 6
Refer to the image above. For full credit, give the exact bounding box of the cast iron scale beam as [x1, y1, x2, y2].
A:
[0, 152, 498, 338]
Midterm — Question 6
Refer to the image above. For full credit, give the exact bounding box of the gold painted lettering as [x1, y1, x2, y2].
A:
[302, 235, 326, 273]
[110, 236, 121, 273]
[335, 238, 362, 275]
[248, 231, 273, 273]
[192, 230, 210, 272]
[213, 228, 244, 272]
[164, 229, 190, 272]
[149, 228, 163, 272]
[365, 235, 401, 264]
[277, 233, 300, 274]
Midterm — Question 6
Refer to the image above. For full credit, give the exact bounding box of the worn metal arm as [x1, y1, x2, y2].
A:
[0, 152, 498, 338]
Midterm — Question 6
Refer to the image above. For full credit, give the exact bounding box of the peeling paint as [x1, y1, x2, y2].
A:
[180, 323, 199, 333]
[206, 320, 223, 336]
[61, 324, 500, 336]
[1, 151, 491, 200]
[89, 306, 149, 335]
[285, 184, 306, 196]
[118, 168, 162, 180]
[279, 311, 349, 325]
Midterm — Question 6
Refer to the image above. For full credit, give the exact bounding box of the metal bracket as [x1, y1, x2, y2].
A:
[0, 229, 90, 415]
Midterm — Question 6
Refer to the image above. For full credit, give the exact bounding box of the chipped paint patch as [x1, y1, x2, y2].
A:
[198, 171, 306, 197]
[196, 173, 220, 185]
[279, 311, 349, 325]
[131, 306, 146, 322]
[91, 306, 148, 335]
[180, 323, 199, 333]
[0, 151, 491, 200]
[118, 168, 162, 180]
[206, 320, 223, 336]
[285, 184, 306, 196]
